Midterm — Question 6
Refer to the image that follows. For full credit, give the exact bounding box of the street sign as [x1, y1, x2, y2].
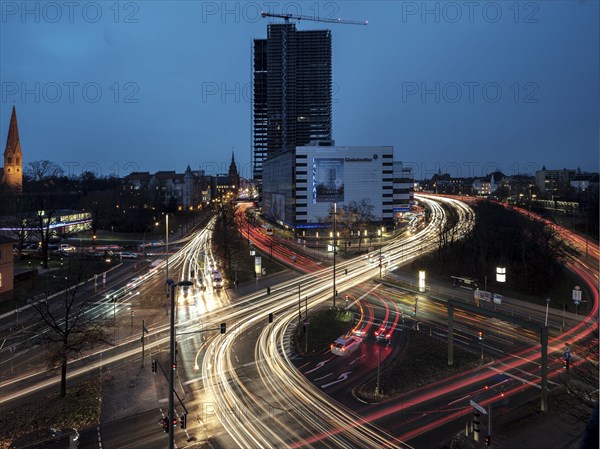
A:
[572, 286, 582, 304]
[563, 351, 571, 360]
[470, 400, 488, 415]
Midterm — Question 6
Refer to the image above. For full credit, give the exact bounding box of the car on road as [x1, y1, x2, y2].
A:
[126, 277, 142, 290]
[331, 335, 362, 357]
[375, 321, 393, 342]
[119, 251, 139, 259]
[212, 273, 224, 289]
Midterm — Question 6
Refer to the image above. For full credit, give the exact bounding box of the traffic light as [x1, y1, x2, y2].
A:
[562, 357, 569, 370]
[162, 416, 169, 433]
[180, 413, 187, 429]
[268, 313, 273, 323]
[152, 360, 157, 373]
[172, 362, 177, 371]
[172, 418, 177, 428]
[413, 306, 417, 316]
[478, 331, 484, 341]
[220, 322, 226, 334]
[484, 435, 491, 446]
[267, 287, 271, 295]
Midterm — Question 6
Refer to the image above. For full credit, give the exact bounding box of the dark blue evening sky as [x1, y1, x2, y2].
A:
[1, 1, 598, 180]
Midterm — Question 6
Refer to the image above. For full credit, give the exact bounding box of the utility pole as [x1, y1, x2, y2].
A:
[168, 280, 176, 449]
[333, 202, 337, 308]
[378, 239, 382, 279]
[167, 279, 192, 449]
[298, 285, 301, 323]
[375, 347, 381, 395]
[166, 214, 169, 298]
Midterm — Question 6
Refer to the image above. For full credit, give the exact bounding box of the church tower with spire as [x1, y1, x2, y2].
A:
[228, 151, 240, 195]
[2, 106, 23, 193]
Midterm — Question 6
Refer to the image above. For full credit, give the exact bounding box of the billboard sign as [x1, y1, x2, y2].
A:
[312, 158, 344, 203]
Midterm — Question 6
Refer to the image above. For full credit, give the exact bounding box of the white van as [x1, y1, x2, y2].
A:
[330, 336, 362, 357]
[212, 274, 223, 289]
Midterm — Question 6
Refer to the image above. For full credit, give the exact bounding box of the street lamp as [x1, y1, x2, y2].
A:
[545, 298, 551, 327]
[333, 202, 337, 308]
[166, 279, 193, 449]
[142, 221, 159, 252]
[496, 267, 506, 283]
[166, 214, 170, 294]
[419, 270, 426, 293]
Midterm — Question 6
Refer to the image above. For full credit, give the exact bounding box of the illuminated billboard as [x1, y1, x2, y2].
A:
[311, 158, 344, 203]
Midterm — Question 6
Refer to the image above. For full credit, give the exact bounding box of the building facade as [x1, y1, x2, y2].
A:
[1, 106, 23, 193]
[124, 166, 210, 210]
[253, 23, 332, 184]
[535, 168, 576, 197]
[0, 235, 14, 302]
[262, 144, 395, 229]
[393, 161, 414, 214]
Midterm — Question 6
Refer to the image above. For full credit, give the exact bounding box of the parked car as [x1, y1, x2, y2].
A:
[10, 427, 79, 448]
[58, 244, 77, 252]
[119, 252, 139, 259]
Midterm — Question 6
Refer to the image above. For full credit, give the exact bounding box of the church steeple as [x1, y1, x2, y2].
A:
[3, 106, 23, 192]
[228, 149, 239, 194]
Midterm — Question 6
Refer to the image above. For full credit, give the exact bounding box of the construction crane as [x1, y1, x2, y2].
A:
[260, 11, 368, 25]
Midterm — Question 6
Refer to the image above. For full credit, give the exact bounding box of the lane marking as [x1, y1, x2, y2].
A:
[321, 371, 352, 389]
[314, 373, 332, 381]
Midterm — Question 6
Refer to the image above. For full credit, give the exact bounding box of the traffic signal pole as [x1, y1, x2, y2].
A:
[447, 302, 454, 366]
[540, 326, 548, 412]
[168, 281, 176, 449]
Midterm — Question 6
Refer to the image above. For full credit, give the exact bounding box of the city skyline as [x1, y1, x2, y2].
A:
[1, 1, 598, 180]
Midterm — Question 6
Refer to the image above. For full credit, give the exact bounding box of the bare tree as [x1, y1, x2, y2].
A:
[25, 160, 64, 181]
[557, 324, 599, 424]
[318, 199, 376, 251]
[213, 199, 240, 273]
[31, 278, 110, 397]
[33, 207, 56, 270]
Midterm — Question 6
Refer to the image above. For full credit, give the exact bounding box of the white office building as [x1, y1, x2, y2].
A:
[262, 144, 395, 229]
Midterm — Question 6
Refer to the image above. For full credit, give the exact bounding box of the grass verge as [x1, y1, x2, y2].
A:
[355, 330, 484, 402]
[0, 378, 101, 448]
[295, 307, 354, 354]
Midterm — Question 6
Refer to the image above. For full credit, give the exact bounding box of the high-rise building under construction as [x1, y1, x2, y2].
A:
[253, 23, 332, 184]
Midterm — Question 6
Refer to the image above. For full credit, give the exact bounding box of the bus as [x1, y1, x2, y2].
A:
[451, 276, 479, 290]
[330, 335, 362, 357]
[262, 224, 273, 236]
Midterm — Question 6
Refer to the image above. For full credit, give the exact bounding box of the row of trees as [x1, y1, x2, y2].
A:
[318, 199, 377, 250]
[427, 201, 578, 295]
[0, 160, 191, 258]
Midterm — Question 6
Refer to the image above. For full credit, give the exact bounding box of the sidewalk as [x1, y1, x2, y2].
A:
[100, 359, 162, 424]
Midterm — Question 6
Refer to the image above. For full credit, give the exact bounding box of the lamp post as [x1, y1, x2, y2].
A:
[167, 279, 193, 449]
[333, 202, 337, 308]
[545, 298, 551, 327]
[166, 214, 169, 294]
[142, 221, 159, 253]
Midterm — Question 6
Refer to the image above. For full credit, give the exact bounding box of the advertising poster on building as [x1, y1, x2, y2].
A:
[312, 158, 344, 203]
[270, 193, 286, 222]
